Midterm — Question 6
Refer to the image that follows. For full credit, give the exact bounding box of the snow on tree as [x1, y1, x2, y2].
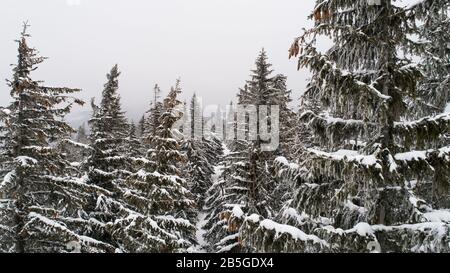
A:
[236, 49, 291, 218]
[203, 149, 251, 252]
[77, 64, 143, 250]
[203, 50, 296, 252]
[87, 64, 131, 190]
[108, 80, 197, 252]
[239, 0, 450, 253]
[203, 100, 253, 252]
[0, 24, 114, 253]
[182, 94, 224, 209]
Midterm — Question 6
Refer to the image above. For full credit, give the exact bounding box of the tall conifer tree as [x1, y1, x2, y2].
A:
[0, 25, 112, 253]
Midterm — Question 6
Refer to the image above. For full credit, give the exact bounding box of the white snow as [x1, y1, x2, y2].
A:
[281, 208, 335, 226]
[409, 195, 422, 207]
[387, 154, 398, 173]
[70, 162, 81, 167]
[333, 150, 359, 157]
[27, 212, 110, 249]
[396, 112, 450, 127]
[155, 215, 192, 227]
[190, 212, 208, 253]
[1, 108, 11, 115]
[406, 0, 427, 9]
[189, 158, 227, 253]
[321, 225, 346, 236]
[136, 169, 161, 179]
[422, 210, 450, 223]
[395, 146, 450, 161]
[344, 200, 368, 215]
[438, 146, 450, 158]
[327, 222, 376, 237]
[64, 139, 92, 150]
[391, 0, 426, 9]
[1, 171, 15, 188]
[246, 214, 261, 223]
[222, 143, 231, 156]
[217, 233, 240, 245]
[309, 148, 382, 169]
[258, 219, 328, 246]
[15, 156, 37, 166]
[212, 165, 225, 183]
[355, 80, 391, 100]
[352, 222, 375, 237]
[373, 222, 449, 238]
[275, 156, 289, 166]
[395, 150, 426, 161]
[29, 212, 66, 229]
[322, 111, 367, 125]
[231, 205, 244, 218]
[282, 208, 309, 224]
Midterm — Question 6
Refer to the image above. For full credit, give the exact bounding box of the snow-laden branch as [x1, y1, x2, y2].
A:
[240, 213, 330, 252]
[307, 148, 382, 169]
[25, 212, 115, 253]
[62, 139, 93, 151]
[394, 112, 450, 141]
[395, 146, 450, 162]
[14, 156, 38, 167]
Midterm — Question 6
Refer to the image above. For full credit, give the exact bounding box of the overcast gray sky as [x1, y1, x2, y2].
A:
[1, 0, 316, 124]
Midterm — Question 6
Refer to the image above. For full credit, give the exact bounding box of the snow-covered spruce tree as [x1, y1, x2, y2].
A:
[108, 80, 196, 253]
[80, 65, 138, 249]
[182, 94, 216, 209]
[240, 0, 450, 253]
[0, 25, 114, 253]
[204, 101, 251, 253]
[236, 49, 293, 218]
[87, 64, 130, 191]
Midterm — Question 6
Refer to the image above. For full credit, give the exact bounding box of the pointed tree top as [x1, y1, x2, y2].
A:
[154, 83, 161, 92]
[109, 64, 120, 77]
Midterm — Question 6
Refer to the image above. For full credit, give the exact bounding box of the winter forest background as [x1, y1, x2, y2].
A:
[1, 0, 450, 253]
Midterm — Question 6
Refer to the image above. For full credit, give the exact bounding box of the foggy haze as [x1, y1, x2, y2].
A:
[0, 0, 320, 125]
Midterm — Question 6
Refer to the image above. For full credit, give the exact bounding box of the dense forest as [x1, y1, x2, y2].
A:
[1, 0, 449, 253]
